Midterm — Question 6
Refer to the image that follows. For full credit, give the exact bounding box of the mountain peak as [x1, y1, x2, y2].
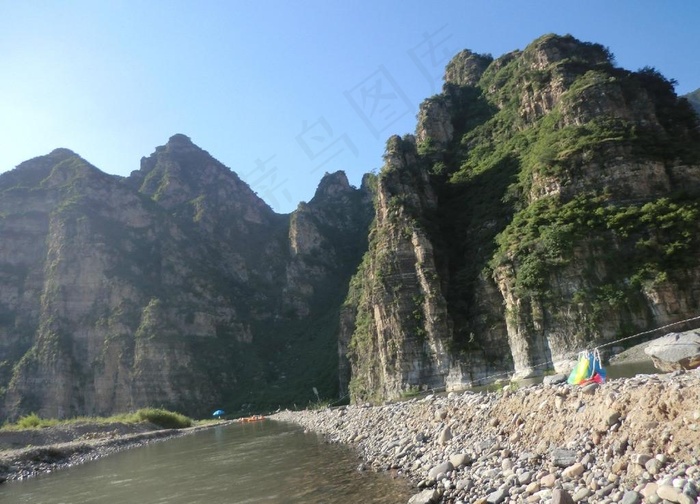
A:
[311, 171, 351, 202]
[167, 133, 194, 145]
[444, 49, 492, 87]
[162, 133, 200, 154]
[48, 148, 79, 159]
[522, 33, 613, 69]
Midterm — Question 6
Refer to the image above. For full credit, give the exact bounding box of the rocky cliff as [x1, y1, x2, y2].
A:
[685, 88, 700, 116]
[342, 34, 700, 402]
[0, 136, 371, 419]
[2, 34, 700, 416]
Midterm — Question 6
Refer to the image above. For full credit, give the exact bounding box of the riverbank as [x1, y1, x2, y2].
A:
[271, 369, 700, 504]
[0, 420, 231, 482]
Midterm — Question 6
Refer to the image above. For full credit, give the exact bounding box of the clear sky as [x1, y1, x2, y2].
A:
[1, 1, 698, 213]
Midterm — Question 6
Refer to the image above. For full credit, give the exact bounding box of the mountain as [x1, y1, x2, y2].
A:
[2, 34, 700, 417]
[0, 136, 372, 419]
[685, 87, 700, 116]
[341, 34, 700, 402]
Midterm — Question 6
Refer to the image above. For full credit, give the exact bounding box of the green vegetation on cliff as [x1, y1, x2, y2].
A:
[431, 35, 700, 349]
[0, 136, 372, 420]
[344, 34, 700, 403]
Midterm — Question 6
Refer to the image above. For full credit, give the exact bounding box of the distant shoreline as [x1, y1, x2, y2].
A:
[0, 420, 231, 483]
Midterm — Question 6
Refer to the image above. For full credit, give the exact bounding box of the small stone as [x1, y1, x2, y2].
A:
[572, 488, 591, 502]
[562, 463, 585, 479]
[631, 453, 652, 466]
[486, 488, 510, 504]
[581, 383, 599, 394]
[672, 477, 688, 489]
[620, 490, 641, 504]
[541, 473, 557, 488]
[679, 494, 696, 504]
[645, 458, 663, 475]
[684, 480, 698, 496]
[525, 481, 540, 494]
[555, 395, 565, 410]
[611, 460, 627, 474]
[597, 483, 616, 497]
[532, 489, 552, 502]
[439, 426, 452, 445]
[456, 478, 473, 492]
[543, 374, 568, 385]
[428, 461, 453, 480]
[518, 471, 532, 485]
[639, 483, 659, 499]
[449, 453, 472, 468]
[502, 458, 513, 471]
[552, 448, 578, 468]
[656, 484, 681, 502]
[408, 489, 439, 504]
[605, 410, 621, 426]
[552, 488, 575, 504]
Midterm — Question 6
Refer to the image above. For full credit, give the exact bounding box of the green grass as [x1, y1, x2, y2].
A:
[1, 408, 195, 431]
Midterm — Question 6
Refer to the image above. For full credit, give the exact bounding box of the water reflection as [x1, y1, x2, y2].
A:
[1, 421, 413, 504]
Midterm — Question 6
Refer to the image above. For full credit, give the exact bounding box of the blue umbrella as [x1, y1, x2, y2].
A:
[212, 409, 225, 418]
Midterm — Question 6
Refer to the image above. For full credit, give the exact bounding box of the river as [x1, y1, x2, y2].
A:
[1, 360, 662, 502]
[1, 420, 414, 503]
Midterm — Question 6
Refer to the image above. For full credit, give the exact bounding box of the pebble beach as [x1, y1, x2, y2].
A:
[272, 369, 700, 504]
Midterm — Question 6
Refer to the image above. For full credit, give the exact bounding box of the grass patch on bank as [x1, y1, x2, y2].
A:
[1, 408, 195, 431]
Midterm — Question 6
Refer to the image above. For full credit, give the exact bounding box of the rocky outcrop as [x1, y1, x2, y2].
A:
[285, 171, 373, 318]
[2, 34, 700, 414]
[342, 135, 455, 401]
[416, 97, 454, 149]
[644, 330, 700, 371]
[340, 34, 700, 401]
[0, 137, 371, 419]
[443, 50, 492, 87]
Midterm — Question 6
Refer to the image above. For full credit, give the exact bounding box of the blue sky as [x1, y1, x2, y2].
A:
[1, 1, 699, 213]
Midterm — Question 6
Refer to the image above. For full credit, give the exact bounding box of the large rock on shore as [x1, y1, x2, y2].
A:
[644, 330, 700, 372]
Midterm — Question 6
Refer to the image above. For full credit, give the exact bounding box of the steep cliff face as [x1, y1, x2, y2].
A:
[3, 34, 699, 414]
[286, 171, 373, 317]
[341, 136, 456, 402]
[0, 136, 371, 419]
[343, 34, 700, 401]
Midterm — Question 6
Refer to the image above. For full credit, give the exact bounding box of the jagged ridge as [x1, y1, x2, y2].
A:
[2, 34, 700, 415]
[0, 135, 372, 419]
[343, 33, 700, 402]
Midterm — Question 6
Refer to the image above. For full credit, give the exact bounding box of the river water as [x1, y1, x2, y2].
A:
[1, 420, 414, 503]
[1, 361, 662, 503]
